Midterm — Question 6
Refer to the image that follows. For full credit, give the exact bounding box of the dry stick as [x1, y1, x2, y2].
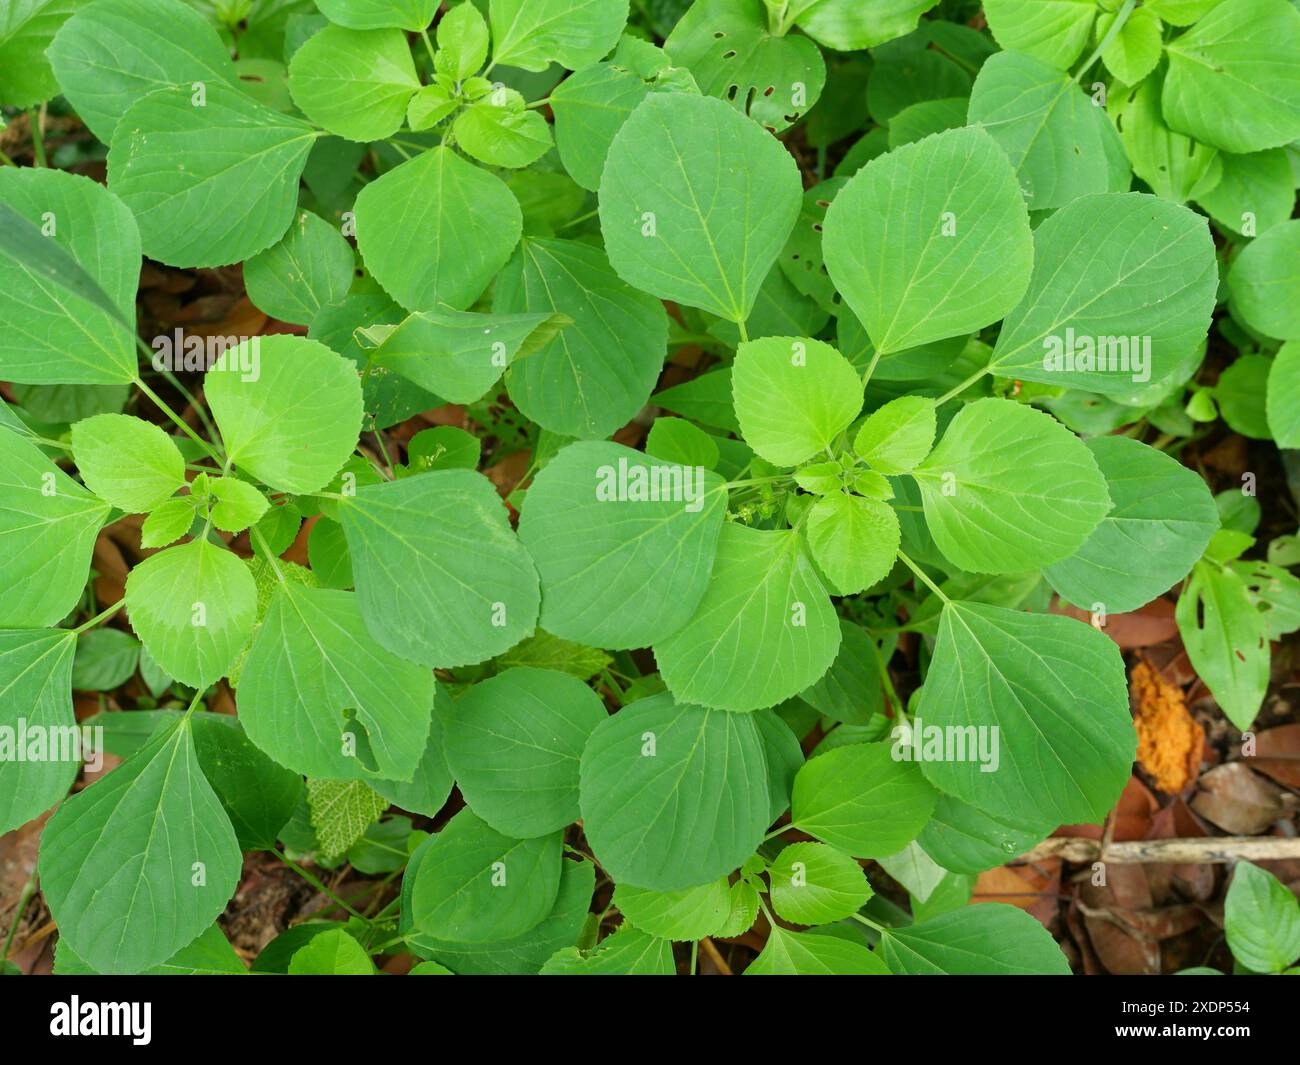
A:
[698, 937, 732, 976]
[1022, 836, 1300, 865]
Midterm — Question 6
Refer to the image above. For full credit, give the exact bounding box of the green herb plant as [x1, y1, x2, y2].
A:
[1, 0, 1299, 976]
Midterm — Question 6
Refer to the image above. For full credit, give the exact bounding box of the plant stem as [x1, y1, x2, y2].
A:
[250, 526, 286, 582]
[849, 911, 886, 933]
[71, 599, 126, 635]
[1, 869, 38, 962]
[273, 851, 368, 920]
[897, 550, 949, 603]
[558, 207, 600, 230]
[933, 366, 989, 406]
[28, 106, 47, 167]
[1075, 0, 1137, 83]
[136, 337, 222, 444]
[860, 347, 883, 389]
[737, 317, 750, 343]
[419, 27, 438, 69]
[0, 147, 17, 167]
[134, 375, 223, 462]
[374, 430, 397, 478]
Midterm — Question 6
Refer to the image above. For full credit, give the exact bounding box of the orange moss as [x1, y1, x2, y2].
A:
[1130, 659, 1203, 794]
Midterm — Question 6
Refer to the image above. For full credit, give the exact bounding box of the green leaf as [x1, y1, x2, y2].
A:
[315, 0, 438, 31]
[206, 335, 362, 495]
[56, 922, 247, 975]
[141, 496, 198, 549]
[792, 0, 938, 51]
[372, 694, 454, 815]
[880, 903, 1070, 974]
[918, 601, 1134, 824]
[238, 583, 434, 779]
[1228, 219, 1300, 341]
[1234, 558, 1300, 639]
[769, 841, 872, 925]
[541, 925, 675, 974]
[991, 194, 1218, 398]
[189, 714, 304, 852]
[307, 778, 389, 859]
[917, 795, 1054, 874]
[455, 99, 555, 169]
[1163, 0, 1300, 154]
[646, 418, 721, 470]
[288, 929, 374, 974]
[1097, 6, 1163, 86]
[550, 62, 649, 191]
[518, 441, 727, 649]
[1218, 360, 1273, 443]
[1045, 436, 1219, 613]
[71, 627, 139, 690]
[48, 0, 238, 142]
[654, 524, 840, 712]
[288, 24, 418, 142]
[38, 716, 243, 974]
[613, 878, 732, 941]
[405, 847, 595, 974]
[1196, 149, 1296, 238]
[124, 539, 257, 688]
[967, 50, 1130, 211]
[1268, 341, 1300, 447]
[913, 398, 1111, 574]
[339, 468, 540, 668]
[599, 92, 802, 322]
[790, 742, 937, 858]
[411, 807, 562, 941]
[798, 620, 885, 728]
[664, 0, 826, 132]
[822, 126, 1033, 355]
[0, 629, 78, 835]
[488, 0, 628, 72]
[497, 239, 668, 439]
[1224, 862, 1300, 973]
[0, 0, 82, 108]
[243, 210, 354, 327]
[406, 82, 458, 130]
[207, 477, 269, 534]
[369, 306, 560, 406]
[854, 396, 936, 475]
[866, 45, 970, 126]
[888, 97, 968, 149]
[982, 0, 1095, 68]
[1147, 0, 1224, 24]
[0, 426, 110, 626]
[878, 841, 946, 904]
[70, 413, 184, 512]
[746, 926, 890, 975]
[0, 167, 140, 385]
[436, 2, 489, 79]
[490, 629, 611, 680]
[1114, 75, 1221, 205]
[355, 145, 522, 312]
[442, 667, 606, 837]
[579, 691, 769, 891]
[1176, 561, 1270, 730]
[806, 493, 900, 596]
[107, 82, 319, 268]
[731, 336, 862, 466]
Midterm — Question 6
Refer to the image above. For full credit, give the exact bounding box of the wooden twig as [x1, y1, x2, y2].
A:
[1021, 835, 1300, 864]
[698, 936, 733, 975]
